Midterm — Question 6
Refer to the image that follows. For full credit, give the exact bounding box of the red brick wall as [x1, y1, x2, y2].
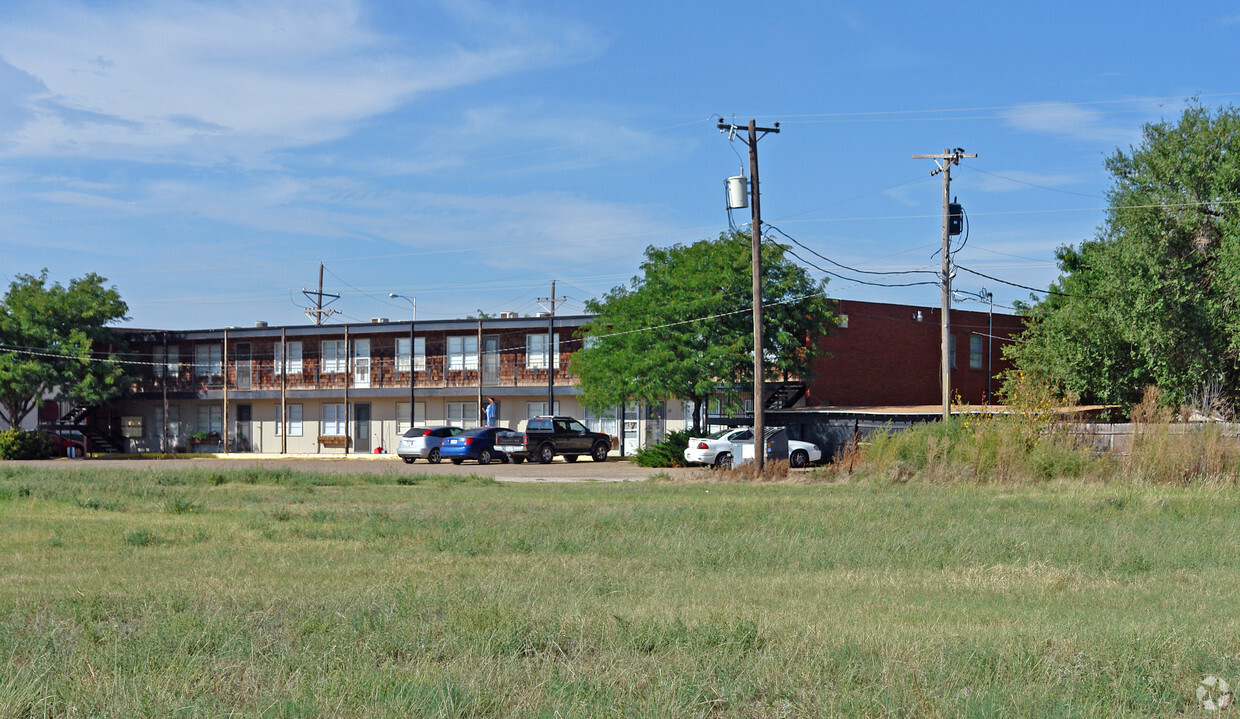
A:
[806, 299, 1025, 407]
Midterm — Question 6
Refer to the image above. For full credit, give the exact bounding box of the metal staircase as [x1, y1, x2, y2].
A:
[764, 382, 807, 410]
[45, 405, 120, 454]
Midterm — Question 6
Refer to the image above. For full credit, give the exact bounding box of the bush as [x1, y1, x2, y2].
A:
[633, 429, 692, 468]
[0, 429, 58, 460]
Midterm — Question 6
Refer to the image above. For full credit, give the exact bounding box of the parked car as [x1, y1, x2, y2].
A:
[493, 416, 613, 464]
[440, 426, 512, 465]
[683, 427, 823, 469]
[397, 425, 463, 464]
[42, 430, 86, 457]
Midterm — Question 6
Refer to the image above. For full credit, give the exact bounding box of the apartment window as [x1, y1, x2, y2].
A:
[194, 344, 222, 378]
[275, 404, 303, 436]
[321, 340, 346, 374]
[582, 406, 617, 437]
[152, 346, 179, 377]
[322, 403, 347, 436]
[949, 334, 957, 368]
[121, 416, 144, 439]
[396, 338, 411, 373]
[969, 335, 984, 370]
[447, 336, 478, 371]
[526, 333, 560, 370]
[525, 401, 560, 419]
[395, 339, 426, 373]
[275, 341, 303, 375]
[153, 405, 180, 440]
[446, 401, 478, 429]
[196, 405, 223, 435]
[396, 402, 426, 434]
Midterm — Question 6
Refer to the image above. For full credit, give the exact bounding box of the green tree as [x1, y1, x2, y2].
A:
[570, 231, 836, 432]
[0, 270, 129, 428]
[1007, 104, 1240, 408]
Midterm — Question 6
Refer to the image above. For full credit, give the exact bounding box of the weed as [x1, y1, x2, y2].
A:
[164, 496, 200, 514]
[124, 529, 157, 547]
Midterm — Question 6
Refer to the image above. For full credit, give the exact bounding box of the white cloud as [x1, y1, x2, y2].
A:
[1000, 101, 1143, 143]
[0, 0, 601, 161]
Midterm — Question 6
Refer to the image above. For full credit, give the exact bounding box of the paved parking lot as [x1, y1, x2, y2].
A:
[22, 455, 713, 482]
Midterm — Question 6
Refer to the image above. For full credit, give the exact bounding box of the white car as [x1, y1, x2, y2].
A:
[397, 425, 463, 464]
[684, 427, 823, 469]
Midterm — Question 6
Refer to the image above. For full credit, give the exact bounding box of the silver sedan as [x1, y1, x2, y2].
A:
[397, 426, 464, 464]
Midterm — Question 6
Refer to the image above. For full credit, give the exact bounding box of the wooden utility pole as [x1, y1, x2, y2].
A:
[912, 148, 977, 421]
[280, 328, 287, 455]
[537, 281, 565, 413]
[302, 263, 339, 325]
[718, 117, 780, 470]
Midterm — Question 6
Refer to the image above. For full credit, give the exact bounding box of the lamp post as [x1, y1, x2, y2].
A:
[389, 293, 416, 430]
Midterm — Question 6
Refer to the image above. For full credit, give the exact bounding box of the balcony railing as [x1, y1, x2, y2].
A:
[133, 355, 577, 394]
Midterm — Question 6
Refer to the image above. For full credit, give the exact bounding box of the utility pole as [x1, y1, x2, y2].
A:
[718, 117, 780, 471]
[301, 263, 340, 325]
[912, 148, 976, 421]
[537, 281, 566, 413]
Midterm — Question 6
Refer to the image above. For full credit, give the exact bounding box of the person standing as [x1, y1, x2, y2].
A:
[484, 397, 497, 426]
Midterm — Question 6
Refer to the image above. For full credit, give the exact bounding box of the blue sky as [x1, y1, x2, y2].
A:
[1, 0, 1237, 329]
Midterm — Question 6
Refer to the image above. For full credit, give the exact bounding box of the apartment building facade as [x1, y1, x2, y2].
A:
[107, 314, 682, 455]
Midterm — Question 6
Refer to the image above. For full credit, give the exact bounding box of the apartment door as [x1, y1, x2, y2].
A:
[352, 339, 371, 388]
[353, 403, 371, 453]
[482, 335, 500, 384]
[235, 343, 252, 390]
[235, 404, 252, 452]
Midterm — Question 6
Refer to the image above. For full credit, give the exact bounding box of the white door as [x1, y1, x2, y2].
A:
[352, 339, 371, 388]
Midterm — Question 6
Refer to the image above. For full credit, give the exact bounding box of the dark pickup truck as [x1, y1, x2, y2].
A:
[494, 416, 613, 464]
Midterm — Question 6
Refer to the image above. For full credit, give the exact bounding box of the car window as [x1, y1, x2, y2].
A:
[732, 429, 753, 441]
[567, 420, 586, 433]
[708, 428, 733, 440]
[554, 420, 571, 432]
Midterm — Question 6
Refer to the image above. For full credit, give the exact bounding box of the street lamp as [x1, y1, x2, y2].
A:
[389, 293, 417, 429]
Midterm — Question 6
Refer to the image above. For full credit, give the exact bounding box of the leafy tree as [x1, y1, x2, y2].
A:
[571, 231, 836, 432]
[0, 270, 129, 428]
[1007, 105, 1240, 408]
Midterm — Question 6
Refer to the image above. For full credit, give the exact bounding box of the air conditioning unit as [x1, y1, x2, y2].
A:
[499, 311, 519, 319]
[370, 317, 388, 324]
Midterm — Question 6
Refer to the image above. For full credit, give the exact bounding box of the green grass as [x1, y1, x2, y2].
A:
[1, 465, 1238, 716]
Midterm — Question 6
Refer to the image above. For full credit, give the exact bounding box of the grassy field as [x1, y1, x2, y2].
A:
[1, 463, 1239, 717]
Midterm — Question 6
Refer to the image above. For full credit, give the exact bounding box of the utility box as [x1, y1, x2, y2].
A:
[731, 426, 789, 467]
[948, 202, 964, 235]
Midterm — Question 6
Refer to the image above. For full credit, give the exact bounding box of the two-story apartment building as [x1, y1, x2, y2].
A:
[105, 314, 670, 455]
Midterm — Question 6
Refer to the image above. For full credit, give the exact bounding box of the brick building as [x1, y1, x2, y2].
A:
[805, 299, 1024, 408]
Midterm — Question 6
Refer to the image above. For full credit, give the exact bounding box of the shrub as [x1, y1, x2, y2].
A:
[632, 430, 692, 468]
[0, 429, 58, 460]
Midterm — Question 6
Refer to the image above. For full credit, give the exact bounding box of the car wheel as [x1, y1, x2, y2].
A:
[428, 448, 441, 464]
[790, 450, 809, 468]
[537, 444, 555, 464]
[591, 442, 609, 462]
[403, 457, 415, 464]
[714, 452, 732, 470]
[478, 449, 492, 465]
[450, 458, 464, 465]
[564, 454, 578, 463]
